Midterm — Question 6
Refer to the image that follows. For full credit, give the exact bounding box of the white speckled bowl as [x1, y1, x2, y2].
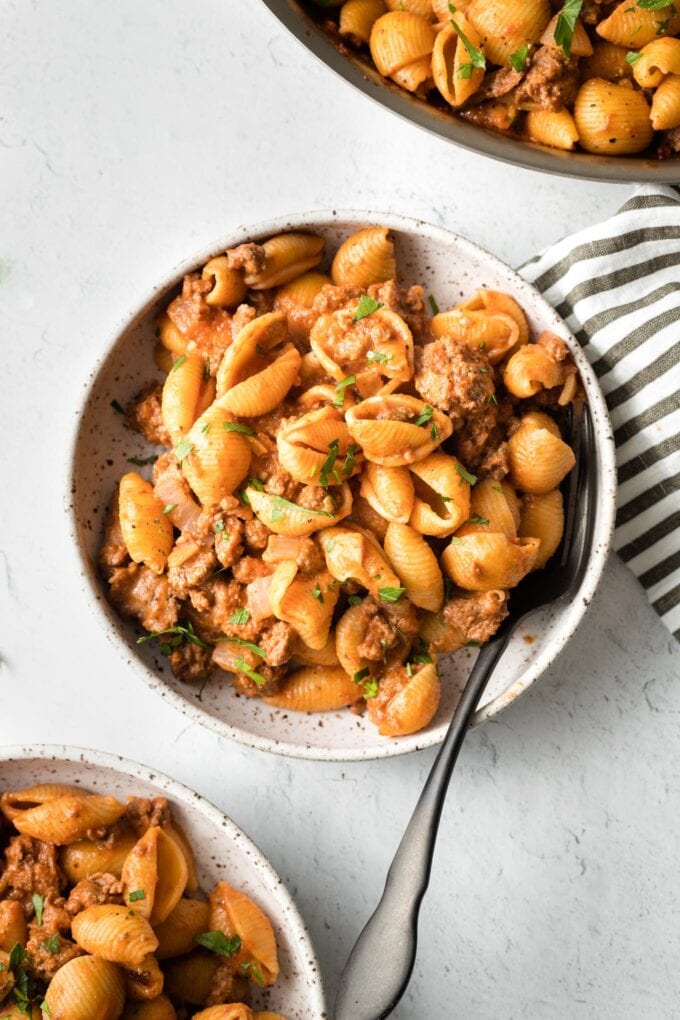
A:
[68, 212, 616, 761]
[0, 745, 327, 1018]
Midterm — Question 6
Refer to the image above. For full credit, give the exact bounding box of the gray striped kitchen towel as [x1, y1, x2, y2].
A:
[519, 185, 680, 640]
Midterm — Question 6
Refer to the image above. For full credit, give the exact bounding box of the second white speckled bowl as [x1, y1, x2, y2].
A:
[68, 212, 617, 761]
[0, 745, 327, 1018]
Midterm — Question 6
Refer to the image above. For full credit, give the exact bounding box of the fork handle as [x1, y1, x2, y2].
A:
[334, 627, 513, 1020]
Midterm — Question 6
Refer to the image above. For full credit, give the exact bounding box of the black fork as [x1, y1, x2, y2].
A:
[334, 403, 597, 1020]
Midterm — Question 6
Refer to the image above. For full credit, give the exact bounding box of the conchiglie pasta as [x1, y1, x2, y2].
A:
[61, 829, 138, 883]
[0, 899, 27, 951]
[651, 73, 680, 129]
[432, 19, 485, 107]
[244, 483, 351, 537]
[291, 631, 339, 666]
[122, 825, 188, 924]
[209, 882, 279, 986]
[519, 489, 564, 569]
[319, 525, 401, 595]
[430, 308, 519, 363]
[441, 532, 539, 590]
[574, 78, 653, 155]
[180, 404, 251, 507]
[340, 0, 387, 44]
[192, 1008, 253, 1020]
[383, 522, 444, 612]
[12, 794, 125, 845]
[458, 289, 529, 348]
[633, 36, 680, 88]
[540, 13, 592, 57]
[466, 0, 551, 65]
[274, 271, 330, 312]
[581, 41, 633, 81]
[468, 478, 520, 538]
[119, 473, 174, 575]
[43, 955, 126, 1020]
[360, 462, 414, 524]
[503, 342, 565, 397]
[244, 233, 324, 289]
[331, 226, 396, 287]
[277, 406, 358, 486]
[368, 663, 441, 736]
[72, 905, 158, 968]
[508, 413, 576, 493]
[124, 953, 164, 1001]
[597, 1, 680, 48]
[334, 603, 373, 677]
[122, 997, 178, 1019]
[162, 352, 215, 446]
[385, 0, 432, 15]
[215, 311, 289, 397]
[154, 897, 211, 960]
[370, 11, 436, 92]
[310, 306, 413, 395]
[408, 452, 471, 536]
[162, 950, 219, 1005]
[202, 256, 247, 308]
[263, 666, 364, 711]
[157, 314, 188, 356]
[267, 561, 340, 650]
[525, 109, 580, 151]
[346, 395, 451, 466]
[1, 783, 85, 821]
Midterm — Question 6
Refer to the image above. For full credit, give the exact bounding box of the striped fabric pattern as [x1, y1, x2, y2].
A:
[519, 185, 680, 640]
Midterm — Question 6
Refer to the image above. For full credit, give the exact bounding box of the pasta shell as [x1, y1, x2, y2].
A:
[0, 1006, 41, 1020]
[277, 406, 358, 485]
[209, 882, 279, 985]
[519, 489, 564, 569]
[581, 41, 634, 81]
[274, 271, 330, 311]
[503, 343, 565, 397]
[192, 1008, 253, 1020]
[370, 12, 436, 77]
[181, 404, 252, 507]
[154, 897, 210, 960]
[360, 462, 414, 523]
[12, 794, 125, 845]
[466, 0, 551, 65]
[330, 227, 396, 288]
[408, 452, 471, 536]
[43, 955, 125, 1020]
[217, 345, 301, 417]
[157, 313, 188, 355]
[291, 631, 339, 666]
[202, 255, 247, 308]
[508, 417, 576, 493]
[162, 951, 219, 1005]
[124, 953, 164, 1001]
[346, 395, 451, 466]
[319, 524, 401, 595]
[72, 905, 158, 967]
[335, 603, 372, 677]
[458, 289, 530, 346]
[0, 783, 84, 821]
[309, 307, 413, 390]
[154, 342, 175, 374]
[268, 562, 339, 650]
[540, 13, 592, 56]
[340, 0, 387, 43]
[384, 522, 444, 612]
[122, 996, 177, 1019]
[119, 473, 174, 574]
[467, 478, 520, 538]
[525, 109, 580, 151]
[391, 54, 434, 92]
[385, 0, 432, 15]
[61, 828, 138, 883]
[441, 532, 540, 590]
[432, 19, 485, 107]
[245, 483, 351, 537]
[162, 352, 214, 446]
[0, 900, 27, 951]
[122, 826, 188, 925]
[574, 78, 653, 155]
[597, 1, 680, 48]
[216, 311, 288, 395]
[651, 72, 680, 129]
[431, 309, 519, 364]
[244, 233, 324, 289]
[263, 665, 363, 711]
[368, 662, 441, 736]
[633, 36, 680, 88]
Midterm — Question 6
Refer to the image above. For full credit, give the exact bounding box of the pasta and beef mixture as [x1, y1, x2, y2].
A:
[0, 783, 286, 1019]
[100, 226, 579, 739]
[304, 0, 680, 158]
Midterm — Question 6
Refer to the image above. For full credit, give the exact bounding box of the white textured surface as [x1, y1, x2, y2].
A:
[1, 2, 679, 1017]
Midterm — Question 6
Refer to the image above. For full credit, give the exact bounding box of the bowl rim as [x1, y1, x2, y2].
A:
[66, 208, 617, 761]
[259, 0, 680, 185]
[0, 742, 328, 1017]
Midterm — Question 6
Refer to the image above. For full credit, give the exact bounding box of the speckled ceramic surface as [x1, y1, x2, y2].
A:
[261, 0, 680, 186]
[68, 211, 617, 761]
[0, 746, 327, 1018]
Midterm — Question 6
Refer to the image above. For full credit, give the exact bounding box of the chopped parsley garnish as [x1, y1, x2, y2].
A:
[333, 374, 357, 407]
[467, 514, 490, 525]
[137, 621, 212, 651]
[378, 587, 406, 604]
[233, 658, 267, 687]
[204, 358, 211, 380]
[162, 503, 177, 514]
[32, 894, 44, 926]
[353, 667, 370, 684]
[248, 476, 265, 490]
[201, 422, 211, 434]
[455, 462, 477, 485]
[110, 399, 125, 415]
[344, 443, 359, 478]
[319, 439, 340, 486]
[175, 439, 194, 465]
[492, 485, 503, 493]
[637, 0, 675, 7]
[127, 454, 157, 467]
[353, 295, 384, 321]
[450, 535, 463, 544]
[409, 638, 433, 666]
[171, 354, 187, 372]
[427, 294, 440, 315]
[43, 935, 60, 954]
[509, 43, 530, 72]
[241, 961, 266, 986]
[448, 4, 487, 77]
[348, 594, 363, 607]
[414, 405, 435, 427]
[363, 678, 379, 699]
[626, 49, 642, 63]
[353, 667, 378, 697]
[270, 496, 334, 523]
[309, 585, 324, 601]
[487, 392, 498, 405]
[7, 942, 42, 1012]
[366, 349, 391, 365]
[225, 636, 265, 658]
[554, 0, 584, 57]
[465, 640, 481, 648]
[128, 889, 146, 902]
[195, 931, 243, 957]
[229, 608, 251, 626]
[223, 421, 255, 435]
[213, 520, 225, 534]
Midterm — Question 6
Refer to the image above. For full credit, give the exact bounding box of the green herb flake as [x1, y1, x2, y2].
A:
[162, 503, 177, 515]
[241, 961, 266, 987]
[366, 349, 391, 365]
[249, 476, 265, 491]
[509, 43, 530, 72]
[428, 294, 440, 315]
[229, 608, 251, 626]
[378, 587, 406, 604]
[223, 421, 255, 435]
[456, 462, 477, 486]
[43, 934, 60, 954]
[226, 636, 265, 658]
[487, 392, 498, 405]
[636, 0, 675, 7]
[137, 621, 212, 651]
[449, 4, 487, 73]
[127, 454, 157, 467]
[201, 422, 211, 434]
[128, 889, 145, 902]
[309, 585, 324, 602]
[353, 667, 370, 684]
[32, 893, 44, 926]
[333, 374, 357, 407]
[554, 0, 585, 57]
[348, 594, 363, 607]
[195, 931, 243, 957]
[414, 404, 435, 427]
[171, 354, 188, 372]
[467, 514, 490, 525]
[353, 295, 384, 321]
[270, 496, 334, 523]
[319, 439, 340, 487]
[233, 657, 267, 687]
[175, 439, 194, 465]
[362, 678, 379, 699]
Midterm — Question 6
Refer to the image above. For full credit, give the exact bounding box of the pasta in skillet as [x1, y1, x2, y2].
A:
[0, 784, 286, 1018]
[100, 226, 579, 739]
[304, 0, 680, 159]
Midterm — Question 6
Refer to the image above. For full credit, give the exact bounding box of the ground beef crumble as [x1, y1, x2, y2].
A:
[126, 382, 171, 447]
